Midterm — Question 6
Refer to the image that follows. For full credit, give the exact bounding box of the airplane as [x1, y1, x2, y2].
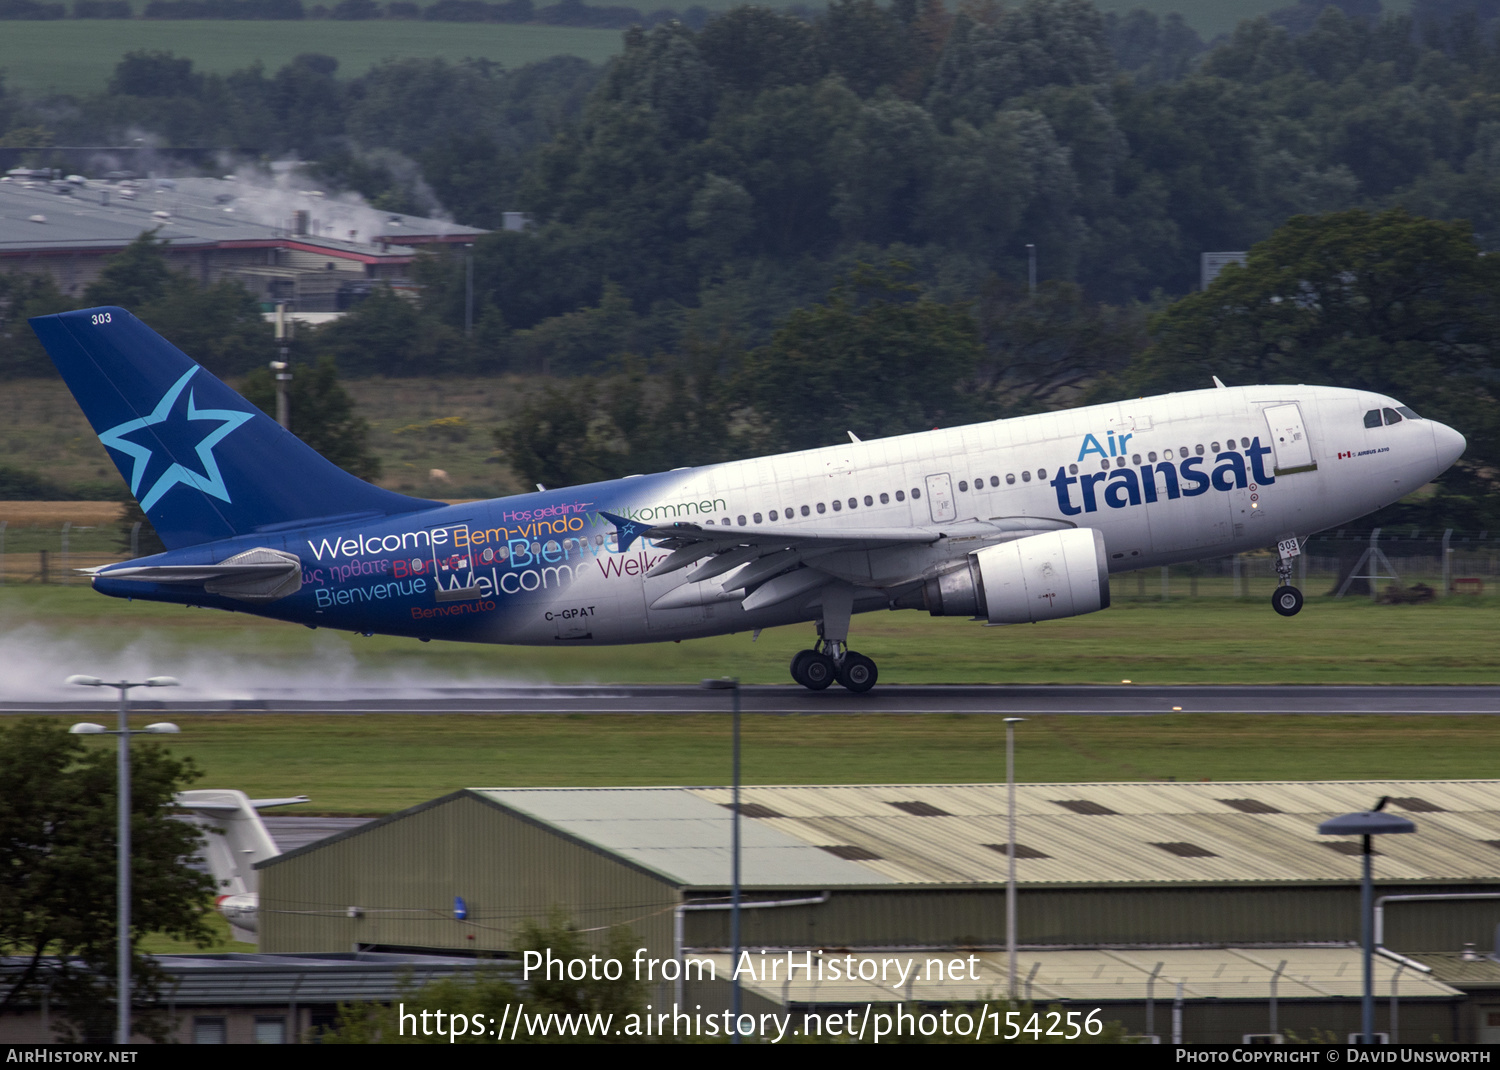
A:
[175, 789, 308, 943]
[31, 306, 1466, 693]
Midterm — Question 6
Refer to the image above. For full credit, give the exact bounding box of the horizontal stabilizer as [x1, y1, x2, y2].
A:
[98, 547, 302, 602]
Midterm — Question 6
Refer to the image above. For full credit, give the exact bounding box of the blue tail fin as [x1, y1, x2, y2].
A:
[30, 306, 440, 549]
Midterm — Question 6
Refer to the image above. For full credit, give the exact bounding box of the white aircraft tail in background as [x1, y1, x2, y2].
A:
[176, 789, 307, 943]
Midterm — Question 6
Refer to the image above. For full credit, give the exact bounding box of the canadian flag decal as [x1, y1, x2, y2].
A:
[1337, 451, 1352, 460]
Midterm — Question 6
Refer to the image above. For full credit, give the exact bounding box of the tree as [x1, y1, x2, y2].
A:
[0, 271, 72, 378]
[240, 356, 383, 480]
[495, 360, 740, 488]
[0, 719, 213, 1042]
[740, 263, 984, 451]
[82, 232, 274, 376]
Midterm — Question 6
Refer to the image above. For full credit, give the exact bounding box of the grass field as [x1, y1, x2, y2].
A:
[0, 21, 623, 96]
[0, 1, 1423, 97]
[9, 709, 1496, 815]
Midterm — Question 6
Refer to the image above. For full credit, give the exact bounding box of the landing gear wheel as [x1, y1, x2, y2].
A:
[1272, 585, 1304, 617]
[800, 653, 836, 691]
[789, 649, 818, 687]
[837, 652, 878, 693]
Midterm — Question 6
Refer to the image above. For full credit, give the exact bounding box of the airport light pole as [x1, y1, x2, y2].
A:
[701, 677, 742, 1042]
[66, 675, 181, 1045]
[1005, 717, 1025, 1001]
[1318, 799, 1415, 1044]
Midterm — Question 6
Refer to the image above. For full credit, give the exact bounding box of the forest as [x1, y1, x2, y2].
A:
[3, 0, 1500, 528]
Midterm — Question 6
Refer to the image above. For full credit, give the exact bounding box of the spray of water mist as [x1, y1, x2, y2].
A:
[0, 624, 545, 704]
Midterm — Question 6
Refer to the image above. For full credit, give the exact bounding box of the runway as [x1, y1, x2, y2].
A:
[10, 684, 1500, 715]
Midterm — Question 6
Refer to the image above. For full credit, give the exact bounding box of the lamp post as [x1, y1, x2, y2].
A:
[1004, 716, 1025, 1002]
[66, 674, 181, 1045]
[1318, 798, 1415, 1044]
[701, 677, 741, 1042]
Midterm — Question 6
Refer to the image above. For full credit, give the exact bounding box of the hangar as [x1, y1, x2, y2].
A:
[258, 779, 1500, 1041]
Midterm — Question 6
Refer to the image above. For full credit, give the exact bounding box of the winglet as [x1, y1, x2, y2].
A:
[600, 511, 649, 552]
[1212, 376, 1228, 389]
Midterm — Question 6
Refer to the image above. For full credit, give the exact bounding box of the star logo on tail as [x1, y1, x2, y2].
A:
[98, 367, 255, 513]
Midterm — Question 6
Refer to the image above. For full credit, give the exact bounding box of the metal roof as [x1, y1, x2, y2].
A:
[694, 947, 1463, 1006]
[452, 781, 1500, 889]
[0, 174, 480, 259]
[4, 953, 498, 1007]
[471, 788, 897, 888]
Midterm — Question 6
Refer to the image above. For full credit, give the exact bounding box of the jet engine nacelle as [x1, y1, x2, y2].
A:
[215, 893, 259, 933]
[917, 528, 1110, 624]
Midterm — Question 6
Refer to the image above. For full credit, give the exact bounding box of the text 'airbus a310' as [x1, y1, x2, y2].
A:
[31, 307, 1465, 693]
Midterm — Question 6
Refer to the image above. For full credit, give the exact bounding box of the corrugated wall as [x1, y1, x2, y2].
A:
[260, 793, 679, 959]
[685, 885, 1500, 951]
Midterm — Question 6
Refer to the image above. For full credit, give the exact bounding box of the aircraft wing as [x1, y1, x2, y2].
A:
[600, 511, 1074, 612]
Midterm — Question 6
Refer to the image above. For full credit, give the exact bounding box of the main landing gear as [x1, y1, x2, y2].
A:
[1272, 552, 1304, 617]
[789, 583, 879, 693]
[790, 643, 878, 693]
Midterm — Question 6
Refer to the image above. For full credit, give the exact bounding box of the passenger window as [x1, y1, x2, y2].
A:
[753, 513, 762, 524]
[1211, 442, 1220, 452]
[1068, 464, 1078, 475]
[1115, 457, 1127, 468]
[879, 492, 889, 504]
[990, 476, 999, 487]
[1397, 406, 1422, 420]
[1037, 469, 1045, 479]
[1006, 473, 1016, 484]
[864, 495, 873, 506]
[722, 517, 730, 526]
[958, 480, 969, 492]
[801, 505, 810, 516]
[1383, 407, 1402, 425]
[1241, 437, 1251, 448]
[848, 497, 857, 509]
[1364, 409, 1382, 429]
[912, 488, 921, 499]
[1148, 452, 1157, 463]
[1021, 471, 1031, 483]
[1164, 449, 1173, 459]
[1195, 444, 1204, 455]
[1100, 460, 1111, 470]
[769, 510, 778, 522]
[817, 503, 826, 513]
[895, 490, 905, 502]
[975, 476, 984, 487]
[832, 500, 841, 511]
[737, 515, 746, 526]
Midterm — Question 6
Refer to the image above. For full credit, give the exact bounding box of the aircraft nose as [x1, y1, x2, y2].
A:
[1432, 420, 1466, 471]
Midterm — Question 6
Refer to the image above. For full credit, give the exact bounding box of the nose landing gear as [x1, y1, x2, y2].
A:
[1273, 547, 1303, 617]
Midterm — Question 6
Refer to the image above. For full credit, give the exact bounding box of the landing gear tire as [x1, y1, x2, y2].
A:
[789, 649, 818, 687]
[1272, 586, 1304, 617]
[800, 652, 836, 690]
[837, 652, 878, 694]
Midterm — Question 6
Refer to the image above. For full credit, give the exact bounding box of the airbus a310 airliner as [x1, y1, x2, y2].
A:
[31, 306, 1465, 693]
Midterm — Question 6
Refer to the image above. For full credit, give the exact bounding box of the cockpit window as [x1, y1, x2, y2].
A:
[1383, 407, 1402, 425]
[1364, 409, 1382, 429]
[1397, 406, 1422, 420]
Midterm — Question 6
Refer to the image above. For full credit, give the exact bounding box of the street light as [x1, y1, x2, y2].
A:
[67, 674, 181, 1045]
[1318, 798, 1415, 1045]
[1004, 716, 1025, 1001]
[701, 677, 741, 1043]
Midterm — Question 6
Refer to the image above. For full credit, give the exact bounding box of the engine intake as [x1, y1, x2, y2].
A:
[916, 528, 1111, 624]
